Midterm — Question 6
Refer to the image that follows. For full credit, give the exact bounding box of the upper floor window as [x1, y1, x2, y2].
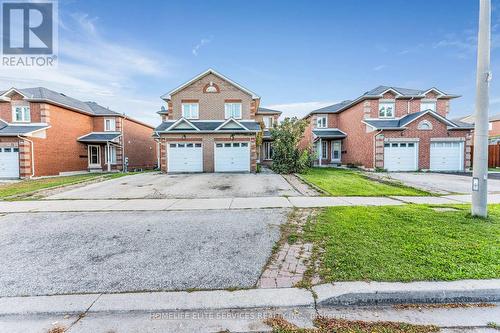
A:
[263, 116, 274, 128]
[104, 118, 116, 131]
[316, 116, 327, 128]
[225, 103, 242, 119]
[12, 105, 30, 122]
[182, 103, 199, 119]
[420, 101, 436, 112]
[379, 102, 394, 118]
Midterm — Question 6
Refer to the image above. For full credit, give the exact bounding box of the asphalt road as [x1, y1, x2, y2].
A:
[0, 209, 288, 296]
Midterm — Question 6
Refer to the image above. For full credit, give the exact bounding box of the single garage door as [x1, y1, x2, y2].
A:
[384, 142, 418, 171]
[430, 141, 464, 171]
[215, 142, 250, 172]
[0, 147, 20, 178]
[167, 142, 203, 172]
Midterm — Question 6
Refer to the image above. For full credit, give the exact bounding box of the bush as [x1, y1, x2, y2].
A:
[270, 117, 311, 174]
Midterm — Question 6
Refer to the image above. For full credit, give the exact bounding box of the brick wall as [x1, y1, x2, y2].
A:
[169, 73, 255, 120]
[122, 118, 157, 169]
[159, 133, 257, 172]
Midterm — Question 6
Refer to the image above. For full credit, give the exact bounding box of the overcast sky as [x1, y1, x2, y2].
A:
[1, 0, 499, 125]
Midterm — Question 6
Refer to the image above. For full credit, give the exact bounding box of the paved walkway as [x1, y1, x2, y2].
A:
[1, 194, 500, 212]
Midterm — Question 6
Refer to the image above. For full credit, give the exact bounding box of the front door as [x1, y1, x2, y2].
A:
[88, 145, 101, 168]
[331, 141, 341, 163]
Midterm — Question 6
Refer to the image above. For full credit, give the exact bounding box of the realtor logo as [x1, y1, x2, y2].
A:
[1, 0, 58, 66]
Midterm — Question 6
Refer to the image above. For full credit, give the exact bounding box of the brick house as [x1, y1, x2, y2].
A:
[0, 87, 157, 178]
[254, 107, 282, 165]
[154, 69, 282, 173]
[299, 86, 474, 171]
[458, 113, 500, 142]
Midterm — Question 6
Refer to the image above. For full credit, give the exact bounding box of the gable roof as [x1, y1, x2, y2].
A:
[0, 123, 50, 136]
[154, 120, 261, 133]
[362, 110, 472, 130]
[161, 68, 260, 101]
[256, 107, 282, 115]
[304, 85, 460, 119]
[457, 112, 500, 123]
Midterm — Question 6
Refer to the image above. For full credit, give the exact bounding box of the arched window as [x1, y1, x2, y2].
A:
[203, 81, 220, 93]
[417, 120, 433, 130]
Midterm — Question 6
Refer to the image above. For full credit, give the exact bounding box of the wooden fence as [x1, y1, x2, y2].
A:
[471, 144, 500, 168]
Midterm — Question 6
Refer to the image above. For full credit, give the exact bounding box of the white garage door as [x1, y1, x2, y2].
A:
[214, 142, 250, 172]
[384, 142, 418, 171]
[430, 141, 464, 171]
[167, 143, 203, 172]
[0, 147, 20, 178]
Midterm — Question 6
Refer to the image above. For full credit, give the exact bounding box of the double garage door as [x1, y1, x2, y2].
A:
[384, 141, 464, 172]
[0, 147, 20, 178]
[167, 142, 250, 173]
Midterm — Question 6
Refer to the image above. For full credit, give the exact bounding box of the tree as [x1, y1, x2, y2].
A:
[270, 117, 312, 174]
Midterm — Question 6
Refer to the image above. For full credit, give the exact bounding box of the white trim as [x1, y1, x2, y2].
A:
[312, 128, 347, 135]
[378, 88, 402, 97]
[331, 140, 342, 163]
[181, 102, 200, 120]
[76, 131, 120, 140]
[422, 87, 446, 97]
[214, 118, 249, 131]
[224, 102, 242, 119]
[104, 117, 116, 131]
[11, 104, 31, 123]
[400, 110, 457, 128]
[0, 87, 29, 100]
[165, 118, 200, 131]
[88, 145, 101, 168]
[161, 68, 260, 100]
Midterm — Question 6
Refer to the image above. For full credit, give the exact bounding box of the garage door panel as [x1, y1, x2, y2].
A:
[167, 143, 203, 173]
[384, 142, 418, 171]
[0, 147, 20, 178]
[430, 141, 463, 171]
[215, 142, 250, 172]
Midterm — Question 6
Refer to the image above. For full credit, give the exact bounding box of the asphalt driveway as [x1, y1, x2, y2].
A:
[0, 209, 288, 296]
[386, 172, 500, 194]
[47, 172, 300, 199]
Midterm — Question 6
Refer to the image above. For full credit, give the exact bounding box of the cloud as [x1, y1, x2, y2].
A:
[0, 12, 172, 125]
[192, 37, 213, 56]
[265, 101, 337, 119]
[373, 65, 386, 71]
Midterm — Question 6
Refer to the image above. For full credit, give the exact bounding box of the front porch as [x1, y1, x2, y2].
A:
[77, 132, 123, 172]
[313, 129, 346, 167]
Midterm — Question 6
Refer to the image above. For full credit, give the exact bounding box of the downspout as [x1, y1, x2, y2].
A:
[18, 135, 35, 178]
[154, 137, 161, 169]
[121, 115, 125, 172]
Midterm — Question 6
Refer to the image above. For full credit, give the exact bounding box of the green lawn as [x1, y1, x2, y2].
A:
[300, 168, 429, 196]
[0, 172, 132, 199]
[304, 204, 500, 282]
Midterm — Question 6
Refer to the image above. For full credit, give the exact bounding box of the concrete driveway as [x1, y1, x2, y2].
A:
[386, 172, 500, 194]
[0, 209, 288, 296]
[47, 172, 300, 199]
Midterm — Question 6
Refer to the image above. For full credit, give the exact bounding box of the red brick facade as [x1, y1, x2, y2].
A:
[0, 91, 157, 178]
[300, 90, 472, 171]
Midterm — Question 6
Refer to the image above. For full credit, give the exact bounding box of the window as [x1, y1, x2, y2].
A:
[12, 105, 30, 122]
[417, 120, 432, 130]
[182, 103, 199, 119]
[224, 103, 242, 119]
[379, 102, 395, 118]
[489, 122, 493, 131]
[105, 145, 117, 164]
[104, 118, 116, 131]
[321, 141, 327, 159]
[316, 116, 327, 128]
[420, 101, 436, 112]
[263, 141, 273, 160]
[263, 116, 274, 128]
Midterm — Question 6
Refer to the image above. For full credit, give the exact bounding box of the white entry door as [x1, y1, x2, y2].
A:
[384, 142, 418, 171]
[430, 141, 464, 171]
[167, 142, 203, 172]
[0, 147, 20, 178]
[214, 142, 250, 172]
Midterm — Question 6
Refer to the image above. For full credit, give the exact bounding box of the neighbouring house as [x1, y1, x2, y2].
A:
[0, 87, 157, 178]
[457, 112, 500, 142]
[154, 68, 282, 173]
[299, 86, 474, 172]
[255, 107, 282, 165]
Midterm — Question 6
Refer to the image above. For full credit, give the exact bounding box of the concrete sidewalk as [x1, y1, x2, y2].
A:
[0, 280, 498, 332]
[0, 194, 498, 213]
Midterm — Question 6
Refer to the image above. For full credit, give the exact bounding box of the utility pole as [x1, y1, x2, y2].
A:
[472, 0, 491, 217]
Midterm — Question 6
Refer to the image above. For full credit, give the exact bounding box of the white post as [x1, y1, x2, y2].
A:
[318, 138, 322, 167]
[107, 142, 111, 172]
[472, 0, 491, 217]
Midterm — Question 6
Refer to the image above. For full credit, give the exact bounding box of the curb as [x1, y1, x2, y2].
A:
[0, 279, 498, 316]
[313, 279, 500, 306]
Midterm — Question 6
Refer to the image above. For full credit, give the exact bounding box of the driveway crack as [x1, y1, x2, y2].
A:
[64, 293, 102, 332]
